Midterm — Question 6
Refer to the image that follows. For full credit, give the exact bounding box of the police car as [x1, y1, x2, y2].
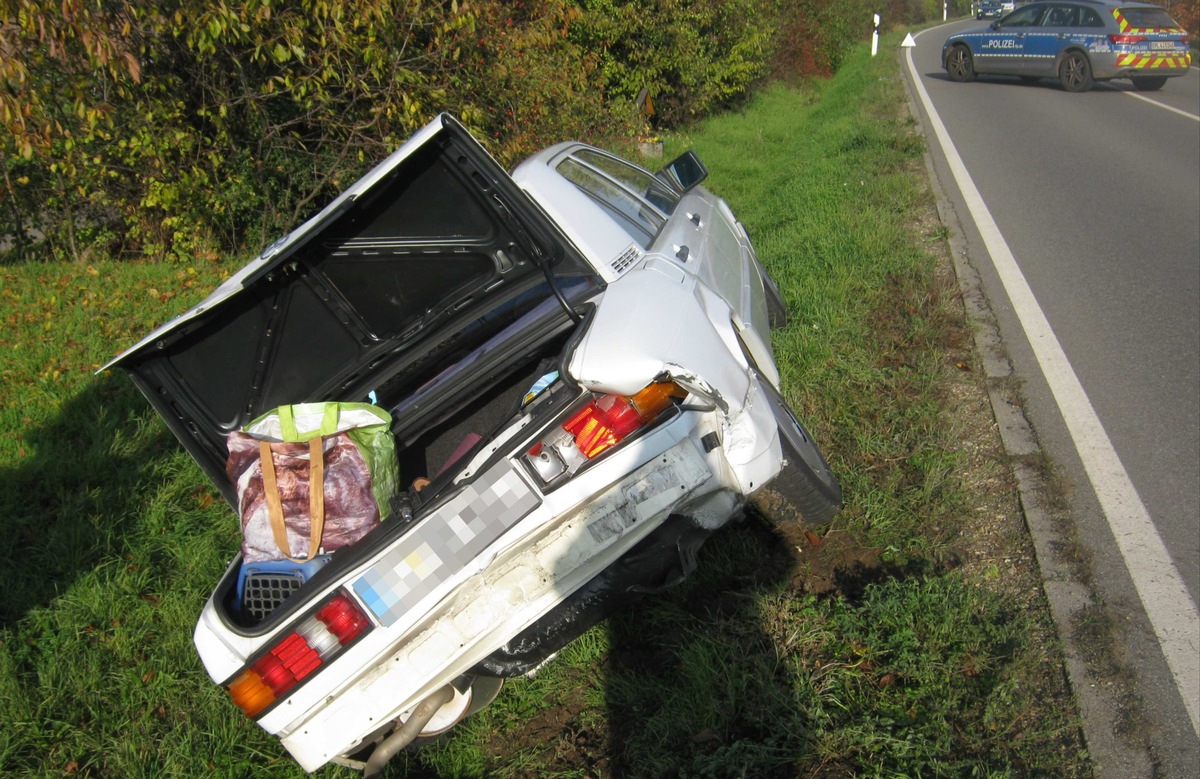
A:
[944, 0, 1192, 92]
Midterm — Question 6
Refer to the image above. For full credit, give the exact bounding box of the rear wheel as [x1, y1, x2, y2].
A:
[1131, 75, 1167, 91]
[760, 265, 789, 329]
[756, 380, 842, 527]
[1059, 52, 1094, 92]
[946, 45, 976, 83]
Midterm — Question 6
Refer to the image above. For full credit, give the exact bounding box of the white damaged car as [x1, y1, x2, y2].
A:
[107, 114, 840, 775]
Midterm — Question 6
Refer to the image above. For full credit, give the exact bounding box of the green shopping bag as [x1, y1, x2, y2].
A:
[226, 402, 400, 563]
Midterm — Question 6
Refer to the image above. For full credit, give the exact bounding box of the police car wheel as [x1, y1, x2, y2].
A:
[1059, 52, 1094, 93]
[1131, 76, 1167, 92]
[947, 45, 976, 83]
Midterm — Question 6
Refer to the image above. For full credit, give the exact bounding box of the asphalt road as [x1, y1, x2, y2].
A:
[902, 20, 1199, 777]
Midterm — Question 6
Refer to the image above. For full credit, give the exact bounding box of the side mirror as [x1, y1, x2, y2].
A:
[990, 20, 1001, 30]
[656, 150, 709, 192]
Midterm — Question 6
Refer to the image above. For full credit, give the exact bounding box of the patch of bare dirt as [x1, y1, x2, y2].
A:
[483, 667, 612, 778]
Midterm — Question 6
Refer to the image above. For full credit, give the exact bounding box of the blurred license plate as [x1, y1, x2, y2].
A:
[1150, 42, 1175, 50]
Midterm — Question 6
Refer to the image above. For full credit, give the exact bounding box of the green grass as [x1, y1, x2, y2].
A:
[0, 35, 1087, 779]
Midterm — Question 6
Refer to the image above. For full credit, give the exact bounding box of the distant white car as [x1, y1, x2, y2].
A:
[108, 114, 840, 775]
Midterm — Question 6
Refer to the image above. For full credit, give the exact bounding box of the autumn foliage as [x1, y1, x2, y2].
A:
[1166, 0, 1199, 37]
[1, 0, 889, 263]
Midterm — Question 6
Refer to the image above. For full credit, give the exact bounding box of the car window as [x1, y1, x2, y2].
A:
[556, 157, 664, 249]
[1078, 7, 1104, 27]
[572, 148, 680, 215]
[1001, 4, 1046, 26]
[1118, 7, 1179, 28]
[1043, 5, 1078, 26]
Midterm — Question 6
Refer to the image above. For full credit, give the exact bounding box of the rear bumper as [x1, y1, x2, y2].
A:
[195, 381, 784, 771]
[278, 432, 743, 770]
[1092, 50, 1193, 80]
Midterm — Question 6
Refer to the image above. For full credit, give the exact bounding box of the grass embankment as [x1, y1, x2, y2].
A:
[0, 37, 1088, 778]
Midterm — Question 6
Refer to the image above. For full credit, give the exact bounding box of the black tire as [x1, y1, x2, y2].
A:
[756, 379, 842, 527]
[1131, 75, 1167, 91]
[742, 226, 789, 329]
[946, 45, 976, 83]
[759, 264, 789, 329]
[1059, 51, 1094, 92]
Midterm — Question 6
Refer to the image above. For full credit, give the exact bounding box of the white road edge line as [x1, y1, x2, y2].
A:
[1119, 91, 1200, 120]
[1098, 83, 1200, 121]
[906, 30, 1200, 736]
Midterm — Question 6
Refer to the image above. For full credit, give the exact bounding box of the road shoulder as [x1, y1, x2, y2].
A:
[897, 37, 1159, 778]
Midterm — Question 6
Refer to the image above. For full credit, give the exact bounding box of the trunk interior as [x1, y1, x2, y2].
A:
[215, 320, 584, 635]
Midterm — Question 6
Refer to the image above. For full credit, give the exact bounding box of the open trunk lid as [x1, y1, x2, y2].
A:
[106, 114, 594, 505]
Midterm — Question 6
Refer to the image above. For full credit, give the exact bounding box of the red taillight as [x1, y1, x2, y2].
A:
[564, 396, 644, 458]
[1109, 34, 1146, 44]
[227, 591, 371, 718]
[256, 633, 322, 693]
[562, 382, 685, 459]
[317, 594, 371, 644]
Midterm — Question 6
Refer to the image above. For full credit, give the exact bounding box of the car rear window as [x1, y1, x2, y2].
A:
[556, 157, 664, 248]
[1118, 7, 1180, 28]
[572, 148, 680, 214]
[555, 148, 684, 249]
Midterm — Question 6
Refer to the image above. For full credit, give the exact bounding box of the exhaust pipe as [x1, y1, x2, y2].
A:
[362, 684, 456, 778]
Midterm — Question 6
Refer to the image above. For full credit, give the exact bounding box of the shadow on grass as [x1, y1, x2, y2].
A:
[603, 518, 804, 779]
[471, 512, 936, 779]
[0, 374, 178, 627]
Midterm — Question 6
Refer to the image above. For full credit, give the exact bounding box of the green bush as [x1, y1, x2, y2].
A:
[570, 0, 778, 125]
[1, 0, 947, 265]
[3, 1, 475, 261]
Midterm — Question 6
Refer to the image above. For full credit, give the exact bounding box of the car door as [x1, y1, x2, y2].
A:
[1024, 3, 1090, 76]
[976, 3, 1047, 74]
